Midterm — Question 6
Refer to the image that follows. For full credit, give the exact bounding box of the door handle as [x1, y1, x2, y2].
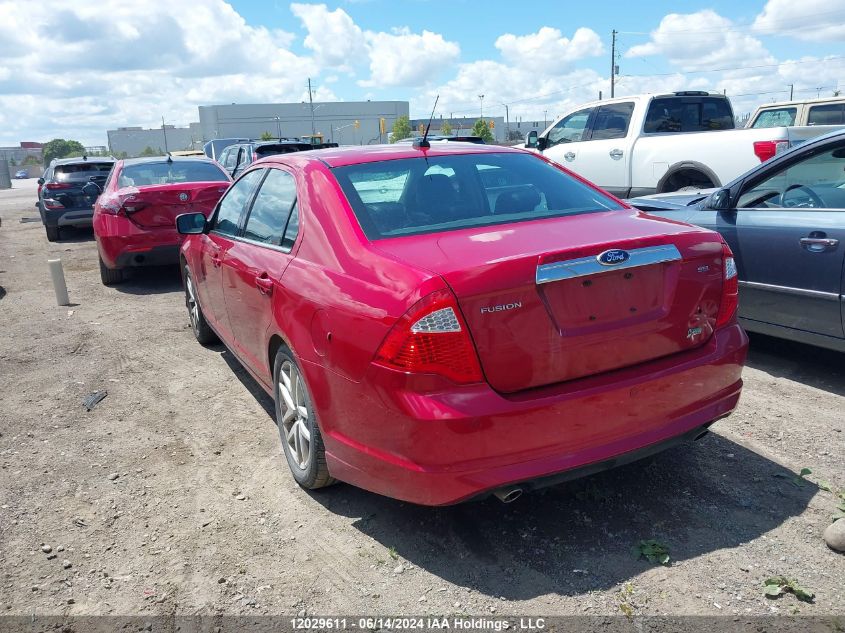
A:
[255, 274, 274, 295]
[800, 235, 838, 253]
[564, 152, 576, 162]
[609, 148, 624, 159]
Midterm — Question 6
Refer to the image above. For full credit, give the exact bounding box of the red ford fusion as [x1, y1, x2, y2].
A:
[176, 142, 748, 505]
[93, 156, 231, 285]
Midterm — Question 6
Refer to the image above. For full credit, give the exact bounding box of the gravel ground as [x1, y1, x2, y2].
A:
[0, 179, 842, 619]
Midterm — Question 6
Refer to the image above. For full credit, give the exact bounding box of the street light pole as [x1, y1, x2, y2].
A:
[308, 78, 316, 136]
[161, 116, 169, 153]
[501, 103, 509, 141]
[274, 116, 281, 139]
[478, 95, 484, 119]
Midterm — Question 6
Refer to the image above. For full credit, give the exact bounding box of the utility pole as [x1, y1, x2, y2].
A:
[501, 104, 509, 141]
[610, 29, 617, 98]
[478, 94, 484, 119]
[161, 116, 169, 153]
[307, 78, 316, 136]
[789, 84, 794, 100]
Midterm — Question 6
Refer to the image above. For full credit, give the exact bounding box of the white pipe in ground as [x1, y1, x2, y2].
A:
[47, 258, 70, 306]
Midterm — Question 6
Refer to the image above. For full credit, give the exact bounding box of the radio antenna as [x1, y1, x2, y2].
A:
[414, 95, 439, 149]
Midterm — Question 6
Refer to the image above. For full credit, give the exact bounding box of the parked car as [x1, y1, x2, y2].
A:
[628, 129, 845, 353]
[202, 138, 251, 161]
[93, 156, 231, 285]
[395, 135, 485, 144]
[217, 140, 340, 179]
[36, 156, 115, 242]
[175, 143, 748, 505]
[14, 169, 28, 179]
[747, 96, 845, 129]
[525, 91, 843, 197]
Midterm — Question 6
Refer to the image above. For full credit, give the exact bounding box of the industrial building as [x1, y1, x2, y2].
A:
[106, 124, 203, 157]
[198, 101, 409, 145]
[408, 116, 547, 143]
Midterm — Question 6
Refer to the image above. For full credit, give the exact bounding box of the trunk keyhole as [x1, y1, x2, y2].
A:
[583, 280, 592, 287]
[624, 272, 633, 280]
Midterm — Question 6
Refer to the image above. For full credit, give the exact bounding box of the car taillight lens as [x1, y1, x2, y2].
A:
[753, 140, 788, 162]
[121, 200, 148, 214]
[45, 182, 73, 190]
[43, 198, 64, 209]
[374, 289, 483, 384]
[716, 242, 738, 328]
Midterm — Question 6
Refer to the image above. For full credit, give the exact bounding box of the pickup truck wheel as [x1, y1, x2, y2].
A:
[99, 257, 124, 286]
[660, 169, 715, 193]
[45, 225, 60, 242]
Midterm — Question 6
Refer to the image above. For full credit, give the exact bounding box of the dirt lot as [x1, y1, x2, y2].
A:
[0, 179, 843, 620]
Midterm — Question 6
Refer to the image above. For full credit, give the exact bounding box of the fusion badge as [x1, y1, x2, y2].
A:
[480, 302, 523, 314]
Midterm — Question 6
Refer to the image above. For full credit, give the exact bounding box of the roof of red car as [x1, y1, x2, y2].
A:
[259, 141, 526, 169]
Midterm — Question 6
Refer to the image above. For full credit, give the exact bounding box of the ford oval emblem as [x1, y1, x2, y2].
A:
[597, 249, 630, 266]
[179, 192, 189, 202]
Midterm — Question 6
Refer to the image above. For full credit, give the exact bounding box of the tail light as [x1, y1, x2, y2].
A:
[753, 140, 788, 162]
[43, 198, 64, 210]
[44, 182, 73, 190]
[716, 242, 738, 328]
[374, 288, 483, 384]
[121, 198, 148, 214]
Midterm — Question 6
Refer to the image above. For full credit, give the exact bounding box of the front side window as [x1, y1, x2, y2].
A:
[590, 102, 635, 140]
[750, 108, 797, 128]
[547, 108, 593, 146]
[243, 168, 297, 247]
[807, 104, 845, 126]
[333, 152, 623, 240]
[212, 169, 264, 236]
[738, 144, 845, 210]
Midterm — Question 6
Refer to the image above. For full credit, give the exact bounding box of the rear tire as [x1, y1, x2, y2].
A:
[45, 225, 60, 242]
[183, 265, 218, 345]
[273, 347, 335, 490]
[99, 256, 124, 286]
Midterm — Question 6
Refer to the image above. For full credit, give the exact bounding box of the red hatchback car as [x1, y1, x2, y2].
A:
[176, 143, 748, 505]
[93, 156, 231, 285]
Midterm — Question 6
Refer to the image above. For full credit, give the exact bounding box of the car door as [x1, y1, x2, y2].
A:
[565, 101, 635, 197]
[221, 167, 300, 380]
[719, 141, 845, 339]
[196, 168, 265, 343]
[541, 107, 596, 172]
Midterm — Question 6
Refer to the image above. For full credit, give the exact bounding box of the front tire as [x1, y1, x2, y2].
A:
[99, 256, 124, 285]
[183, 265, 218, 345]
[273, 348, 334, 490]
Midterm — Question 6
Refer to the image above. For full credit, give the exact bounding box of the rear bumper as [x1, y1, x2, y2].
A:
[94, 212, 182, 269]
[43, 207, 94, 228]
[310, 323, 748, 506]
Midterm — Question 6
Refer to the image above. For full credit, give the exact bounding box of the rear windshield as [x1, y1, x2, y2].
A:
[333, 152, 623, 240]
[644, 97, 734, 133]
[255, 144, 312, 157]
[54, 163, 113, 182]
[118, 161, 229, 187]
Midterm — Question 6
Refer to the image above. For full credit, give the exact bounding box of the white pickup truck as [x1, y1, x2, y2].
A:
[526, 91, 842, 197]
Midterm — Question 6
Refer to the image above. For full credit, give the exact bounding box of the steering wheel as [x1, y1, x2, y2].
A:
[779, 184, 824, 208]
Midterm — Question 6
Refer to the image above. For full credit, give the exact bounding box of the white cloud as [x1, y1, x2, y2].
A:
[626, 10, 775, 72]
[495, 26, 603, 70]
[753, 0, 845, 42]
[359, 28, 460, 88]
[291, 3, 367, 70]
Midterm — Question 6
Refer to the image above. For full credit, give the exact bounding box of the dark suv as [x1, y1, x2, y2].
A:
[217, 140, 338, 179]
[37, 156, 115, 241]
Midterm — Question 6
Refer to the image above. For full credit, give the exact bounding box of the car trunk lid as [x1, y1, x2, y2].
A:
[121, 182, 230, 228]
[374, 210, 726, 393]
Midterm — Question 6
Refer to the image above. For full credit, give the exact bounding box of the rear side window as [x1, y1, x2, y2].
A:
[118, 160, 229, 187]
[807, 104, 845, 126]
[243, 169, 298, 248]
[54, 163, 113, 182]
[333, 152, 623, 240]
[644, 97, 734, 133]
[212, 169, 264, 236]
[591, 102, 634, 140]
[750, 107, 797, 128]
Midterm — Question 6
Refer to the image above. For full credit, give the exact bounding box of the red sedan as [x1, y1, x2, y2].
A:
[176, 142, 747, 505]
[93, 156, 231, 285]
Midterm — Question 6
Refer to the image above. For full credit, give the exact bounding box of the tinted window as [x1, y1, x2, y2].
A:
[750, 108, 797, 128]
[54, 163, 113, 182]
[223, 149, 238, 170]
[282, 202, 299, 250]
[591, 102, 634, 140]
[118, 160, 228, 187]
[243, 169, 297, 247]
[644, 97, 734, 133]
[547, 108, 593, 146]
[807, 104, 845, 126]
[334, 153, 623, 240]
[212, 169, 264, 236]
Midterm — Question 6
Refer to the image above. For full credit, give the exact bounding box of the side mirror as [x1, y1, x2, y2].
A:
[37, 178, 45, 185]
[81, 182, 101, 196]
[709, 188, 731, 210]
[176, 212, 207, 235]
[526, 130, 539, 149]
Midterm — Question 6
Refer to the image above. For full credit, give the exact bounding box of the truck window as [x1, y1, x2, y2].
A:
[644, 97, 734, 133]
[547, 108, 593, 147]
[750, 108, 797, 128]
[591, 103, 634, 140]
[807, 104, 845, 126]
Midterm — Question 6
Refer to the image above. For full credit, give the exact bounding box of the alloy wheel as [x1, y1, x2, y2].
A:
[278, 361, 311, 470]
[185, 275, 200, 334]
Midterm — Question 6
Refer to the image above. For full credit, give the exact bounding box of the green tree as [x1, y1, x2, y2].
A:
[439, 120, 453, 136]
[22, 155, 41, 166]
[42, 138, 86, 166]
[471, 119, 494, 143]
[139, 146, 161, 157]
[8, 158, 16, 166]
[259, 131, 274, 141]
[390, 116, 412, 143]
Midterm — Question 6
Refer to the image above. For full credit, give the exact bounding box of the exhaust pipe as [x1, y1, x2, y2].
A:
[493, 487, 523, 503]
